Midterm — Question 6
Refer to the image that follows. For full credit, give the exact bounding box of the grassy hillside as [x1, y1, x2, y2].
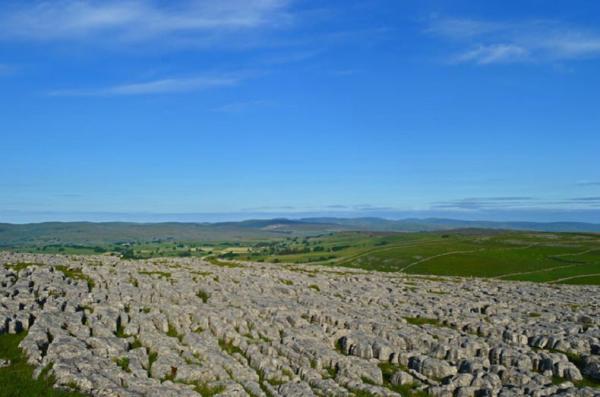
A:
[1, 220, 599, 285]
[231, 230, 600, 285]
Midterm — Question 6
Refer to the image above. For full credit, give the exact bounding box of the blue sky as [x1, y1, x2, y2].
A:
[1, 0, 599, 223]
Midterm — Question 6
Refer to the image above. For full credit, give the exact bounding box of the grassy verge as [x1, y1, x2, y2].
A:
[0, 332, 88, 397]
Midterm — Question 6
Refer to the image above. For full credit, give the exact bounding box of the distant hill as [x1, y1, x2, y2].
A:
[0, 217, 598, 247]
[0, 219, 342, 247]
[300, 217, 600, 233]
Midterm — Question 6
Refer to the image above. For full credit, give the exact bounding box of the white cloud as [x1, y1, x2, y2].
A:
[0, 0, 292, 43]
[49, 76, 239, 96]
[541, 34, 600, 59]
[426, 17, 502, 39]
[455, 44, 528, 64]
[429, 17, 600, 65]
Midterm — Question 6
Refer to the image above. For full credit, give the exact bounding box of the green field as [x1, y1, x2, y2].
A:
[1, 221, 599, 285]
[231, 230, 600, 284]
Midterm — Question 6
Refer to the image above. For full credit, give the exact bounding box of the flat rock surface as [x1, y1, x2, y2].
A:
[1, 252, 599, 397]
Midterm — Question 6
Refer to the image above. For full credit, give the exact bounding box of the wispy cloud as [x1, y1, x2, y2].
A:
[0, 0, 292, 44]
[49, 75, 240, 96]
[428, 16, 600, 65]
[432, 196, 600, 211]
[576, 180, 600, 187]
[454, 44, 528, 64]
[353, 204, 395, 212]
[432, 197, 536, 210]
[325, 204, 348, 209]
[570, 197, 600, 202]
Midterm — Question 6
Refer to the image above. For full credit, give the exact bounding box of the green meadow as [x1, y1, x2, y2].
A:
[233, 230, 600, 285]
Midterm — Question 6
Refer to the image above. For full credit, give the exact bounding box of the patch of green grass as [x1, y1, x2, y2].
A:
[0, 332, 89, 397]
[147, 350, 158, 377]
[528, 312, 542, 318]
[280, 279, 294, 286]
[377, 362, 427, 396]
[323, 365, 338, 379]
[193, 326, 205, 334]
[193, 382, 226, 396]
[115, 321, 128, 338]
[308, 284, 320, 292]
[4, 262, 43, 273]
[218, 339, 244, 356]
[404, 317, 441, 327]
[205, 256, 241, 268]
[350, 389, 378, 397]
[196, 289, 210, 303]
[54, 265, 95, 291]
[114, 357, 130, 373]
[574, 378, 600, 389]
[334, 338, 346, 354]
[129, 337, 143, 350]
[166, 324, 183, 341]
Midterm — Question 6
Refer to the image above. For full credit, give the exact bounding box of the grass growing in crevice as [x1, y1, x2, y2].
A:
[196, 289, 210, 303]
[0, 332, 89, 397]
[129, 337, 143, 350]
[147, 350, 158, 378]
[115, 321, 128, 338]
[378, 362, 427, 396]
[114, 357, 130, 373]
[166, 323, 183, 342]
[218, 339, 244, 356]
[193, 382, 226, 396]
[404, 317, 442, 327]
[4, 262, 43, 274]
[323, 365, 338, 379]
[54, 265, 95, 292]
[534, 348, 600, 389]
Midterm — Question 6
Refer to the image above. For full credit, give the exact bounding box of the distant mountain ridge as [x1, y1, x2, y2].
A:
[0, 217, 598, 247]
[299, 217, 600, 233]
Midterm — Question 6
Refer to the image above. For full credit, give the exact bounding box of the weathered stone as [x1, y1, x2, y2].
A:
[0, 252, 598, 397]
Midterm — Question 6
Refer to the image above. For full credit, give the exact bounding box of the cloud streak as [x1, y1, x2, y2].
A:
[576, 180, 600, 187]
[432, 196, 600, 211]
[429, 17, 600, 65]
[454, 44, 528, 64]
[433, 197, 537, 211]
[49, 76, 240, 96]
[0, 0, 292, 44]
